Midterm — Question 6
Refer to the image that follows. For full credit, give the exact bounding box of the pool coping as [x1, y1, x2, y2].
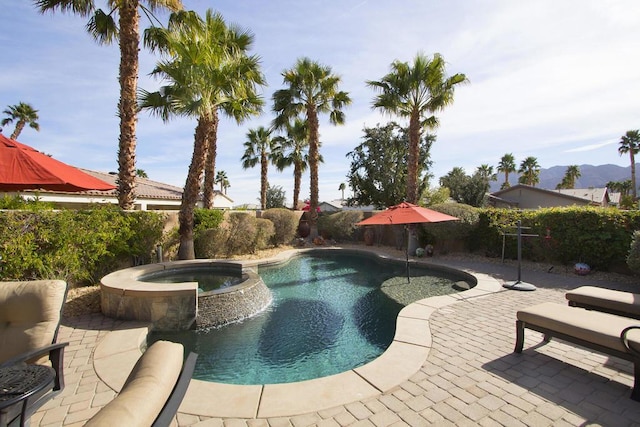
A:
[93, 247, 502, 418]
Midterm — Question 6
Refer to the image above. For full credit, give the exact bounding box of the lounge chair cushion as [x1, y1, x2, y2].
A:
[85, 340, 184, 427]
[566, 286, 640, 318]
[517, 302, 640, 354]
[0, 280, 67, 364]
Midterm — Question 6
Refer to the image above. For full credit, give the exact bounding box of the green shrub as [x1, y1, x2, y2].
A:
[194, 213, 258, 258]
[254, 218, 275, 251]
[261, 208, 297, 246]
[0, 207, 165, 285]
[627, 230, 640, 273]
[194, 208, 225, 235]
[317, 211, 363, 241]
[194, 228, 226, 258]
[0, 194, 54, 210]
[224, 213, 258, 255]
[472, 206, 640, 270]
[419, 203, 479, 251]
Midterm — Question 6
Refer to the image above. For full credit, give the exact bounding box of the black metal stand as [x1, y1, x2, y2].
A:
[503, 220, 537, 291]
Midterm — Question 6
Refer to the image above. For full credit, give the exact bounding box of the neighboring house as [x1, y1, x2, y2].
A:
[489, 185, 611, 209]
[319, 200, 344, 213]
[5, 169, 234, 211]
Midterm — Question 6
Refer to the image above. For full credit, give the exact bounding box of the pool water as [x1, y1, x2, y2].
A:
[141, 267, 243, 293]
[150, 252, 462, 385]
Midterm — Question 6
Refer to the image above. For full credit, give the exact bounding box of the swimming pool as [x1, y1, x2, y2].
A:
[150, 251, 466, 384]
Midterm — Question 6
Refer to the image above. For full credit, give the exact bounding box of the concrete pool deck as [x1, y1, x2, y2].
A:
[32, 247, 640, 426]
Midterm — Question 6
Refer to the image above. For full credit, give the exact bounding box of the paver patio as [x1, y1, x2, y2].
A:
[31, 251, 640, 426]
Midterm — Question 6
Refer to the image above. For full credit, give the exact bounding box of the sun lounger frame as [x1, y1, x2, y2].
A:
[515, 317, 640, 401]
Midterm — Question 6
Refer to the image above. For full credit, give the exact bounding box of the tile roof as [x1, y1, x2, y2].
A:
[78, 169, 184, 200]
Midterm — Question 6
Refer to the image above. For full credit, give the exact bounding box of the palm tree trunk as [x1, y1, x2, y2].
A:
[307, 105, 320, 232]
[202, 109, 219, 209]
[178, 117, 212, 260]
[407, 112, 420, 204]
[632, 152, 637, 200]
[260, 153, 268, 210]
[293, 162, 302, 210]
[10, 121, 25, 140]
[116, 0, 139, 210]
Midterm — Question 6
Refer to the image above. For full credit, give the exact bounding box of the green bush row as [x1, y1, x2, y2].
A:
[194, 209, 298, 258]
[317, 210, 364, 241]
[469, 206, 640, 270]
[0, 206, 165, 286]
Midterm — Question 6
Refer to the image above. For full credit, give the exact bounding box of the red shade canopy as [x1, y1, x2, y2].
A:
[0, 134, 115, 192]
[356, 202, 459, 226]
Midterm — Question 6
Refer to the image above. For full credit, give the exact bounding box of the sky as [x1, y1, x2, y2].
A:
[3, 1, 640, 207]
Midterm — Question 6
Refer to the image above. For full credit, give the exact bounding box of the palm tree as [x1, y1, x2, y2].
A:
[367, 52, 467, 203]
[273, 57, 351, 229]
[556, 165, 581, 189]
[518, 156, 541, 186]
[618, 130, 640, 200]
[139, 10, 265, 259]
[476, 164, 497, 184]
[1, 102, 40, 140]
[497, 153, 516, 190]
[241, 127, 278, 210]
[135, 169, 148, 178]
[35, 0, 183, 210]
[272, 118, 313, 210]
[215, 170, 230, 194]
[339, 183, 346, 200]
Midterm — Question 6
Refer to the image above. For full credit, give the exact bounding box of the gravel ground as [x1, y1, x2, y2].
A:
[63, 244, 639, 318]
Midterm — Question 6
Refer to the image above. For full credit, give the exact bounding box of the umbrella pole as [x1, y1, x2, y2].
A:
[405, 225, 410, 283]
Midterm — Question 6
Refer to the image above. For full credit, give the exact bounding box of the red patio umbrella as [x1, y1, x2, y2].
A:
[356, 202, 459, 282]
[0, 134, 115, 192]
[356, 202, 459, 226]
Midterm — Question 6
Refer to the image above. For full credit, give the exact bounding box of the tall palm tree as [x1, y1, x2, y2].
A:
[367, 52, 467, 203]
[497, 153, 516, 190]
[241, 126, 278, 210]
[518, 156, 541, 186]
[215, 170, 230, 194]
[1, 102, 40, 140]
[556, 165, 581, 189]
[273, 57, 351, 229]
[35, 0, 183, 210]
[139, 10, 265, 259]
[272, 118, 312, 210]
[476, 164, 497, 184]
[618, 130, 640, 200]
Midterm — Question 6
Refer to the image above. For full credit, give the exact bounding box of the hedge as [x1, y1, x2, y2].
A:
[472, 207, 640, 271]
[0, 206, 164, 286]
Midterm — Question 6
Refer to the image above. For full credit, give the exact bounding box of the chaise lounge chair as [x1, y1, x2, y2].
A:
[515, 302, 640, 400]
[85, 340, 197, 427]
[0, 280, 69, 426]
[566, 285, 640, 319]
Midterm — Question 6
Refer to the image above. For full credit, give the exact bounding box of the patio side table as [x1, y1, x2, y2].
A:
[0, 364, 55, 427]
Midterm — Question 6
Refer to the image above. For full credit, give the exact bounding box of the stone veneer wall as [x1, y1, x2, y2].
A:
[100, 285, 197, 331]
[101, 261, 273, 331]
[197, 270, 272, 329]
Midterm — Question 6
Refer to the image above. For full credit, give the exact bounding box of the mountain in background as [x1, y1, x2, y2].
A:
[488, 164, 636, 192]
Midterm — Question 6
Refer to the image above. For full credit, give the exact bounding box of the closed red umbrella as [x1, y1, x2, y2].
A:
[0, 134, 115, 192]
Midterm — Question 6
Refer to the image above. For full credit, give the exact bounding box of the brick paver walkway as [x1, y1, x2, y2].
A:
[31, 256, 640, 426]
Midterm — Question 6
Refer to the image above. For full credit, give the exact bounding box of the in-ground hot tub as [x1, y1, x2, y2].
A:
[100, 260, 272, 331]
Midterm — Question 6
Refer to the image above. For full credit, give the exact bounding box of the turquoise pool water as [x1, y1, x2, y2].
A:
[150, 252, 463, 385]
[141, 267, 242, 293]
